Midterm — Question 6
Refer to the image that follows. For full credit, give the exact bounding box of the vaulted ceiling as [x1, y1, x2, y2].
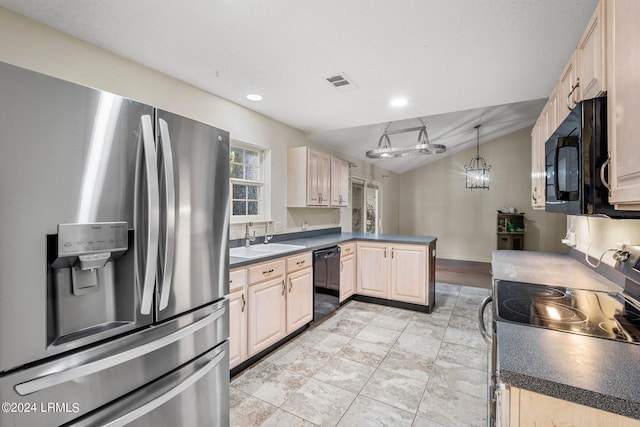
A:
[0, 0, 598, 172]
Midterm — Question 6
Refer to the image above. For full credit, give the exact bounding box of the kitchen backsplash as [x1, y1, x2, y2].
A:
[569, 215, 640, 267]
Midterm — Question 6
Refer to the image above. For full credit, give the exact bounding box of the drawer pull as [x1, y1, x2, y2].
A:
[263, 269, 275, 275]
[296, 260, 306, 265]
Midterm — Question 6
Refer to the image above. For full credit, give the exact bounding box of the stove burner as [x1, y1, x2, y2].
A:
[502, 298, 589, 325]
[505, 283, 566, 298]
[599, 321, 627, 339]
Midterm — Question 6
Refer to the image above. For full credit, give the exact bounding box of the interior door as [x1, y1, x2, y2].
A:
[155, 110, 230, 321]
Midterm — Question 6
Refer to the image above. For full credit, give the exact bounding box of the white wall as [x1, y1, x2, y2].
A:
[0, 7, 399, 240]
[398, 127, 568, 262]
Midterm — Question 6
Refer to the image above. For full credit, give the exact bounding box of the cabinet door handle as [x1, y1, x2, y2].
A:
[288, 278, 293, 292]
[384, 248, 387, 258]
[566, 87, 574, 111]
[241, 294, 246, 312]
[340, 262, 344, 272]
[230, 280, 233, 284]
[532, 188, 537, 202]
[600, 152, 611, 192]
[263, 269, 274, 275]
[281, 280, 285, 295]
[391, 248, 394, 259]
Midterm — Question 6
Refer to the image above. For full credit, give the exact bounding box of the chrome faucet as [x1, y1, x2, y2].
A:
[264, 223, 273, 244]
[245, 222, 255, 247]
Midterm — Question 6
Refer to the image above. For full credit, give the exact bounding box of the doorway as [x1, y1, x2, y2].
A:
[351, 177, 381, 234]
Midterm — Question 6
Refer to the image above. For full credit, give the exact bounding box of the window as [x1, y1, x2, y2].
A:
[230, 143, 267, 221]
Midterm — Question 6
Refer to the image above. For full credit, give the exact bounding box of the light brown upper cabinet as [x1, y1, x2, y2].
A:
[288, 147, 349, 208]
[606, 0, 640, 209]
[577, 0, 607, 101]
[559, 51, 579, 122]
[330, 156, 349, 207]
[530, 118, 545, 210]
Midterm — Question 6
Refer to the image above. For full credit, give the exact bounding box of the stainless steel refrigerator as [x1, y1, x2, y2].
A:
[0, 61, 230, 426]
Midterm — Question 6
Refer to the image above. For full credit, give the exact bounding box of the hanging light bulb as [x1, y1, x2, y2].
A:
[464, 124, 491, 190]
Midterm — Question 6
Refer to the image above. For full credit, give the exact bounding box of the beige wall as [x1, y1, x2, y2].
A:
[398, 127, 568, 262]
[0, 7, 399, 240]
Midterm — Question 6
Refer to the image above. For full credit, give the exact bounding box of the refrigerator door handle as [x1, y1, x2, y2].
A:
[14, 306, 226, 396]
[157, 118, 176, 311]
[136, 115, 160, 315]
[94, 350, 226, 427]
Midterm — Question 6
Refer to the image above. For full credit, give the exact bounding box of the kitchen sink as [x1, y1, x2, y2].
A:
[230, 243, 306, 259]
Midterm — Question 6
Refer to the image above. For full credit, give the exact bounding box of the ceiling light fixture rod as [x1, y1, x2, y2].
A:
[385, 126, 424, 135]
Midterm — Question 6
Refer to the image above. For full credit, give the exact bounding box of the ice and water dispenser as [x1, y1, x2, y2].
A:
[47, 222, 136, 347]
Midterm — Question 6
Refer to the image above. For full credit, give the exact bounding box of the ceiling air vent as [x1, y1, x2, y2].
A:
[325, 73, 357, 90]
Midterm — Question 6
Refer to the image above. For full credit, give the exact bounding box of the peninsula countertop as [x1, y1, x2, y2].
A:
[230, 232, 436, 268]
[492, 250, 640, 419]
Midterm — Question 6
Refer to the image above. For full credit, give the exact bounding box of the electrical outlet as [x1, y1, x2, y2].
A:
[562, 232, 577, 247]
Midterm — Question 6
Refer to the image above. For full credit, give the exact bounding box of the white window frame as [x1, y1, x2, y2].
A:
[229, 140, 270, 223]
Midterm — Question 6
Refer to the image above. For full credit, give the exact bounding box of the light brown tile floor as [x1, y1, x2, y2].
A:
[230, 283, 490, 426]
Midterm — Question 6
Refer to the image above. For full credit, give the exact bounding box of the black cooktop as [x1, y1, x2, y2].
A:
[495, 281, 640, 343]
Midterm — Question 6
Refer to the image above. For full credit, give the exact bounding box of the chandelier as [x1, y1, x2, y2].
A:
[464, 124, 491, 190]
[365, 118, 446, 159]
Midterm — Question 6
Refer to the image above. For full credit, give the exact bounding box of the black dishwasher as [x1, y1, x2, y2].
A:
[313, 246, 341, 322]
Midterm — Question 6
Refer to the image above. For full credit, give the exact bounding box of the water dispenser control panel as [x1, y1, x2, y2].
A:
[57, 222, 128, 256]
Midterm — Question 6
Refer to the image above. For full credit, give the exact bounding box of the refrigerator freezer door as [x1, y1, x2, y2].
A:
[70, 342, 229, 427]
[0, 301, 228, 427]
[0, 62, 154, 372]
[155, 110, 230, 321]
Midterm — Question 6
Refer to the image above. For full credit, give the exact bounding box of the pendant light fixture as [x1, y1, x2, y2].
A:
[464, 124, 491, 190]
[366, 118, 445, 159]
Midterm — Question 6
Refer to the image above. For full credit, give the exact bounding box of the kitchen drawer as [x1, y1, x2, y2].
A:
[229, 268, 247, 293]
[286, 252, 312, 273]
[339, 242, 355, 257]
[248, 259, 285, 285]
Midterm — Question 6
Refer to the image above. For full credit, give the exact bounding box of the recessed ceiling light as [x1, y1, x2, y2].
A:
[390, 98, 408, 107]
[246, 94, 263, 102]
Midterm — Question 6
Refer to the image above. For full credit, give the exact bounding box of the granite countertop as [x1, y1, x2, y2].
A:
[493, 250, 640, 419]
[492, 250, 620, 292]
[230, 232, 436, 268]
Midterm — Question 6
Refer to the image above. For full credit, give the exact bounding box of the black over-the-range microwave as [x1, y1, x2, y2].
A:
[544, 96, 640, 218]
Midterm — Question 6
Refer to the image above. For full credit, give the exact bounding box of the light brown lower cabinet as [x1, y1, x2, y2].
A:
[357, 242, 429, 305]
[356, 242, 389, 298]
[285, 266, 313, 333]
[390, 244, 427, 304]
[229, 268, 247, 370]
[339, 253, 356, 302]
[228, 289, 247, 369]
[506, 386, 640, 427]
[244, 253, 313, 360]
[247, 276, 287, 357]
